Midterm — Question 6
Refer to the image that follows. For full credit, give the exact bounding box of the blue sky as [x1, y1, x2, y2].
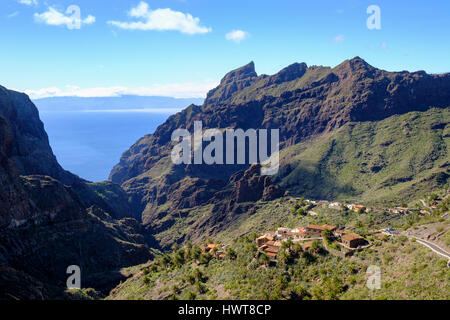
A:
[1, 0, 450, 99]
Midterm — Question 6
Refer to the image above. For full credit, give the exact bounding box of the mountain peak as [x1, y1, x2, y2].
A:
[220, 61, 257, 85]
[205, 62, 258, 104]
[333, 56, 375, 77]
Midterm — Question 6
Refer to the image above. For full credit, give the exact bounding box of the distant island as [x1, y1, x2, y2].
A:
[33, 95, 204, 112]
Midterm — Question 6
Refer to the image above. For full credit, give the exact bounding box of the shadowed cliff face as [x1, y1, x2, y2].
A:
[110, 57, 450, 248]
[0, 87, 77, 184]
[0, 86, 152, 299]
[0, 86, 136, 221]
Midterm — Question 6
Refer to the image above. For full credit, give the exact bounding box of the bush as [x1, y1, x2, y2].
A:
[186, 274, 196, 285]
[143, 275, 151, 285]
[187, 291, 196, 300]
[171, 284, 180, 294]
[226, 247, 237, 260]
[196, 282, 207, 294]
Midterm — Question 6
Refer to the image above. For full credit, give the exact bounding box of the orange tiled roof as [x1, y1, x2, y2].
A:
[306, 224, 336, 231]
[266, 240, 281, 247]
[257, 235, 273, 241]
[306, 224, 323, 230]
[264, 247, 279, 254]
[266, 252, 277, 259]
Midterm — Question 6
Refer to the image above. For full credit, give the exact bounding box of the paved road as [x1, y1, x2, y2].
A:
[409, 236, 450, 260]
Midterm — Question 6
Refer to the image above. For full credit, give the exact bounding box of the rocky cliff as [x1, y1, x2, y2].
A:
[0, 86, 151, 299]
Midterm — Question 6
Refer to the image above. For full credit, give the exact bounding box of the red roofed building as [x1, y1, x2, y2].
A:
[341, 233, 366, 248]
[256, 235, 274, 247]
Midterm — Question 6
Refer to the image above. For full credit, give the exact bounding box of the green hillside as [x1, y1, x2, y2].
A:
[278, 108, 450, 205]
[108, 232, 450, 300]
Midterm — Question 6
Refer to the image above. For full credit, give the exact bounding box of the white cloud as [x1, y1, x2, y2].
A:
[34, 7, 96, 29]
[331, 34, 345, 43]
[83, 15, 96, 25]
[225, 30, 250, 43]
[17, 0, 38, 6]
[22, 81, 219, 100]
[7, 11, 20, 18]
[108, 1, 211, 35]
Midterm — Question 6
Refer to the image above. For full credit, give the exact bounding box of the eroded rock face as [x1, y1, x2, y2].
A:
[232, 164, 283, 203]
[0, 87, 75, 184]
[110, 57, 450, 248]
[0, 86, 152, 299]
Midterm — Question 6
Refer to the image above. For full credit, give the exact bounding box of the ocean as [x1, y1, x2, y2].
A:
[39, 110, 177, 182]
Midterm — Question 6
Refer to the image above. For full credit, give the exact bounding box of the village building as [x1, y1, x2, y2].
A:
[265, 251, 277, 260]
[329, 202, 342, 209]
[259, 244, 280, 261]
[304, 224, 336, 237]
[353, 205, 367, 213]
[292, 227, 308, 239]
[275, 227, 291, 238]
[321, 224, 337, 231]
[265, 231, 276, 236]
[256, 235, 274, 247]
[341, 233, 366, 248]
[391, 207, 410, 214]
[265, 241, 282, 250]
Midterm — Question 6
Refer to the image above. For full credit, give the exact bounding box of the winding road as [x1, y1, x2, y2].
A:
[408, 236, 450, 260]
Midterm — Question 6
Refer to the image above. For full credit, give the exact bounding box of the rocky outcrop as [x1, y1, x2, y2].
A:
[205, 61, 259, 104]
[232, 164, 283, 203]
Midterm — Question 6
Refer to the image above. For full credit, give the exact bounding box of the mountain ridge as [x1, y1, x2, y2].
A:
[109, 57, 450, 248]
